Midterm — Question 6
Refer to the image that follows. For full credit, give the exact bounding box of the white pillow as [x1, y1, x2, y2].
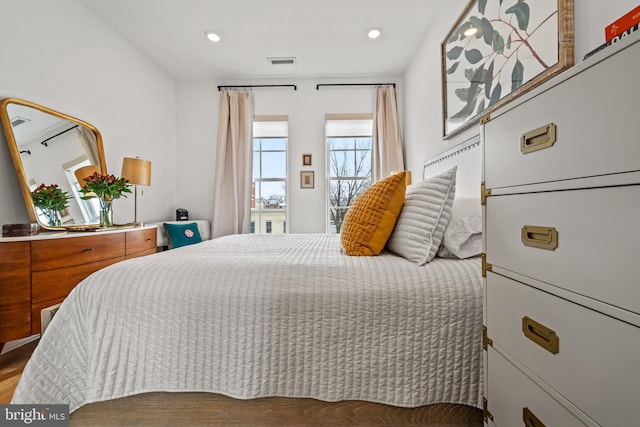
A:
[386, 167, 457, 265]
[437, 197, 482, 259]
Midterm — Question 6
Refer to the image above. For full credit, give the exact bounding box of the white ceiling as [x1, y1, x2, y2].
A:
[79, 0, 458, 81]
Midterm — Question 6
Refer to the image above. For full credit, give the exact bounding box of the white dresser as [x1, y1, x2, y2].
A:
[481, 32, 640, 426]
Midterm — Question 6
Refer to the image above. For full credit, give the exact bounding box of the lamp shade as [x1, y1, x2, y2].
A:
[121, 157, 152, 186]
[75, 164, 101, 187]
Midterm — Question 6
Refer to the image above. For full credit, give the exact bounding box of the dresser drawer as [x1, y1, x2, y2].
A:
[0, 242, 31, 341]
[125, 227, 156, 258]
[486, 185, 640, 315]
[484, 38, 640, 189]
[487, 272, 640, 426]
[32, 257, 123, 305]
[31, 233, 125, 271]
[31, 257, 123, 333]
[487, 346, 588, 427]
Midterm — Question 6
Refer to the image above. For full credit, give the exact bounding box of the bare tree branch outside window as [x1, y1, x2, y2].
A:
[328, 137, 371, 233]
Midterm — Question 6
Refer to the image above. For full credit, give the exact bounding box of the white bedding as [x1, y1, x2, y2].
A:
[12, 233, 483, 412]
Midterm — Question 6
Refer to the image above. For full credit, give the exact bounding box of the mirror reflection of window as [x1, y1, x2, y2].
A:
[64, 160, 100, 224]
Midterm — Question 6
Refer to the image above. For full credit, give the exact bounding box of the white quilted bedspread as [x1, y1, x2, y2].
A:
[12, 234, 483, 412]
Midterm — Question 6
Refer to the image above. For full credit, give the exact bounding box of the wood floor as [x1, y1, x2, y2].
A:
[0, 339, 38, 404]
[1, 341, 483, 427]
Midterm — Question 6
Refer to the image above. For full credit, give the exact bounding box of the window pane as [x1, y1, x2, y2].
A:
[261, 181, 286, 204]
[329, 138, 351, 151]
[355, 149, 371, 177]
[329, 150, 356, 178]
[356, 137, 372, 150]
[260, 138, 286, 151]
[262, 151, 286, 178]
[326, 118, 373, 234]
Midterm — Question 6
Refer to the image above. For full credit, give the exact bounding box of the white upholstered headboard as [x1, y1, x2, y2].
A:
[422, 132, 481, 198]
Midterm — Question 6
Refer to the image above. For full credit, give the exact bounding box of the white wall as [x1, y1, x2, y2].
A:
[3, 2, 631, 232]
[176, 77, 403, 233]
[403, 0, 639, 175]
[0, 0, 177, 227]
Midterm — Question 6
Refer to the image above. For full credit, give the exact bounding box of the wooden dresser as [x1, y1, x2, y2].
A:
[0, 226, 156, 345]
[482, 34, 640, 426]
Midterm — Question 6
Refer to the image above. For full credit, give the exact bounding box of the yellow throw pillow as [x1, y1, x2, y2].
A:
[340, 171, 406, 256]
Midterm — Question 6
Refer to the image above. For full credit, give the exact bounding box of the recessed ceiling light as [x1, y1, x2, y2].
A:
[367, 28, 382, 39]
[205, 31, 221, 43]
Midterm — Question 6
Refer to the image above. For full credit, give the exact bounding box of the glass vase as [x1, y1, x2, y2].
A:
[98, 196, 113, 228]
[43, 208, 61, 227]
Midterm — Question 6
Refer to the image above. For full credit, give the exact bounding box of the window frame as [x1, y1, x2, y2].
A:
[325, 114, 373, 234]
[252, 116, 288, 235]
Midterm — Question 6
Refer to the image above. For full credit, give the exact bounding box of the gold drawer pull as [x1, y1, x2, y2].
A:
[521, 225, 558, 250]
[521, 123, 556, 154]
[523, 407, 546, 427]
[522, 316, 559, 354]
[83, 247, 94, 252]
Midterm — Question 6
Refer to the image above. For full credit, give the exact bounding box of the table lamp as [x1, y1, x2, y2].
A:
[121, 157, 152, 225]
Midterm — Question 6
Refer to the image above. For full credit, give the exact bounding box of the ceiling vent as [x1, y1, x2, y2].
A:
[268, 57, 296, 66]
[11, 116, 30, 127]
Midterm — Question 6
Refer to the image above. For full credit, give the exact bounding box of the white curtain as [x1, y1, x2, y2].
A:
[77, 126, 100, 166]
[371, 86, 405, 182]
[212, 90, 253, 238]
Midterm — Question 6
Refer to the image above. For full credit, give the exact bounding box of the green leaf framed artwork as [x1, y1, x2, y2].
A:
[442, 0, 574, 137]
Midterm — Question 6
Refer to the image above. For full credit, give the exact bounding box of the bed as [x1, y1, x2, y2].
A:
[12, 136, 484, 424]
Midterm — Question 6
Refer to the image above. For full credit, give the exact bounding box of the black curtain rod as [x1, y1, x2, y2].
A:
[41, 125, 79, 147]
[217, 84, 297, 91]
[316, 83, 396, 90]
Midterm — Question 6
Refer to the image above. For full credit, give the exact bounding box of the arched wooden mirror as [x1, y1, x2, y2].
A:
[0, 98, 107, 230]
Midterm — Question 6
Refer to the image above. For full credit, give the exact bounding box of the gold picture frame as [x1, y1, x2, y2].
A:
[441, 0, 574, 138]
[300, 171, 314, 188]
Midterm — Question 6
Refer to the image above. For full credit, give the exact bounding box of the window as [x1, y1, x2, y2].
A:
[252, 116, 288, 234]
[63, 159, 100, 224]
[326, 114, 373, 233]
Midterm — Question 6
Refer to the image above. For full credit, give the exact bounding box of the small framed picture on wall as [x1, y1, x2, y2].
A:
[300, 171, 314, 188]
[302, 153, 312, 166]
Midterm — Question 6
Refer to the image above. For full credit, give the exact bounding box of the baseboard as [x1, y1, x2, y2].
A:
[0, 334, 40, 356]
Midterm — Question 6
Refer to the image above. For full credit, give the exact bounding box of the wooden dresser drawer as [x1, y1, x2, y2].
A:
[31, 233, 125, 271]
[0, 242, 31, 341]
[484, 38, 640, 189]
[487, 346, 588, 427]
[486, 185, 640, 315]
[125, 227, 156, 258]
[31, 257, 123, 333]
[32, 257, 123, 305]
[487, 272, 640, 426]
